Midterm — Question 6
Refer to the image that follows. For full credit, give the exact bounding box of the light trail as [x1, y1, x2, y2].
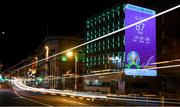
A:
[11, 78, 107, 99]
[17, 61, 180, 84]
[151, 58, 180, 65]
[23, 63, 180, 80]
[107, 97, 180, 105]
[4, 4, 180, 74]
[11, 78, 180, 105]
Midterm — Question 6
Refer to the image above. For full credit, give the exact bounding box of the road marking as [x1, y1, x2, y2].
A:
[70, 95, 75, 98]
[41, 92, 47, 94]
[60, 99, 87, 105]
[78, 97, 84, 100]
[61, 94, 67, 96]
[50, 92, 57, 95]
[86, 98, 91, 101]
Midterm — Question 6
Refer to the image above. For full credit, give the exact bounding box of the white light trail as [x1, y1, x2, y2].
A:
[5, 4, 180, 74]
[19, 62, 180, 81]
[11, 78, 107, 99]
[11, 78, 180, 105]
[107, 97, 180, 105]
[35, 63, 180, 80]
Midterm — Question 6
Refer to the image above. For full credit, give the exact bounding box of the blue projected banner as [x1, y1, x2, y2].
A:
[124, 4, 157, 76]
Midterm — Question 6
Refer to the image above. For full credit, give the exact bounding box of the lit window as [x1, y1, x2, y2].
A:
[90, 62, 92, 66]
[103, 45, 105, 50]
[90, 57, 92, 62]
[118, 41, 120, 47]
[98, 56, 100, 61]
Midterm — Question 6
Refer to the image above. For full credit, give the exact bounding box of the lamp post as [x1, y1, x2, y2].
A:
[45, 45, 51, 88]
[74, 52, 77, 91]
[66, 50, 77, 91]
[35, 57, 38, 65]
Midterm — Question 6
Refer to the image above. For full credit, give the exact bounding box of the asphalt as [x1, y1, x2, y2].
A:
[1, 82, 180, 106]
[0, 88, 42, 106]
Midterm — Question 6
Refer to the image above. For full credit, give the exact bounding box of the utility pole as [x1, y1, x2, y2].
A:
[74, 52, 77, 91]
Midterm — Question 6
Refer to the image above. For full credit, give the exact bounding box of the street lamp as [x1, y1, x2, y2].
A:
[45, 45, 51, 88]
[66, 51, 73, 58]
[65, 50, 77, 91]
[45, 46, 49, 61]
[35, 57, 38, 67]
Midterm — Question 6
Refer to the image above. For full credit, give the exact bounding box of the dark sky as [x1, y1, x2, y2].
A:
[0, 0, 179, 70]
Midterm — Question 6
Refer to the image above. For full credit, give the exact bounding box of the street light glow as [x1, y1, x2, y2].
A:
[45, 45, 49, 61]
[66, 51, 73, 58]
[35, 57, 38, 60]
[45, 46, 49, 50]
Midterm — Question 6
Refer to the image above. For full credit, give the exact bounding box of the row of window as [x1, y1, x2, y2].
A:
[86, 6, 121, 29]
[86, 43, 121, 54]
[86, 18, 121, 30]
[86, 36, 122, 54]
[86, 23, 121, 41]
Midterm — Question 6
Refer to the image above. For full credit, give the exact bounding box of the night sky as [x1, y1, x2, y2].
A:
[0, 0, 179, 70]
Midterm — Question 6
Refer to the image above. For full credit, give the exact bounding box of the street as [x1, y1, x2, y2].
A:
[0, 83, 121, 106]
[0, 83, 179, 106]
[0, 84, 42, 106]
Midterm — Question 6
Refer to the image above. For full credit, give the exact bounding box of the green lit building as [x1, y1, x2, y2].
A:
[84, 4, 126, 94]
[83, 3, 164, 95]
[85, 4, 125, 72]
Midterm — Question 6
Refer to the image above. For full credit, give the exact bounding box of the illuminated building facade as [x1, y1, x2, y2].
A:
[84, 3, 159, 94]
[84, 4, 125, 94]
[85, 4, 125, 73]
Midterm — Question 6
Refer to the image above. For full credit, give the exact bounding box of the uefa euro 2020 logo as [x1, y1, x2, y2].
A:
[126, 51, 141, 69]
